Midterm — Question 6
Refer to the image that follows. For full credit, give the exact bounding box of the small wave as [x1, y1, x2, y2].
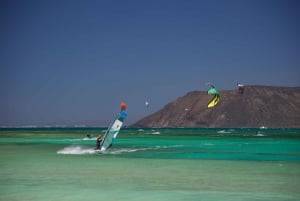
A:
[259, 126, 268, 129]
[255, 133, 265, 137]
[217, 130, 231, 134]
[106, 145, 183, 155]
[108, 148, 151, 154]
[57, 146, 96, 155]
[82, 137, 97, 141]
[155, 145, 184, 149]
[203, 143, 215, 146]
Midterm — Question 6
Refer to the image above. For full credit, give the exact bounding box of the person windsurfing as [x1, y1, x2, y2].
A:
[95, 135, 103, 150]
[96, 101, 127, 151]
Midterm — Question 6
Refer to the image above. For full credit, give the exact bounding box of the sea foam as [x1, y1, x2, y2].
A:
[57, 146, 96, 155]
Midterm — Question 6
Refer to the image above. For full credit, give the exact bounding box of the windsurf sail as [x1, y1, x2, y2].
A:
[100, 103, 127, 151]
[207, 85, 220, 108]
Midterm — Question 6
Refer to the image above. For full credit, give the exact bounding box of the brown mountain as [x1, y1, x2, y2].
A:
[132, 86, 300, 128]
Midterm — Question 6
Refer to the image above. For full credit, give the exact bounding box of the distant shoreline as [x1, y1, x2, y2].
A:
[1, 126, 299, 129]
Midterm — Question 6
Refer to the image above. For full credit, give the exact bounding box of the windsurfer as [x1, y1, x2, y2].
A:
[95, 135, 103, 150]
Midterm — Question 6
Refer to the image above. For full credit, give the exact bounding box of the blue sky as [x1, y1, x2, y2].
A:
[1, 0, 299, 127]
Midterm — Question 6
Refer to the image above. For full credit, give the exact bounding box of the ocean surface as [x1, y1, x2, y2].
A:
[0, 127, 300, 201]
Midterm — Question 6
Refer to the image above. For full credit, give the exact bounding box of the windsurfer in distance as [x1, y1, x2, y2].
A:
[95, 135, 103, 150]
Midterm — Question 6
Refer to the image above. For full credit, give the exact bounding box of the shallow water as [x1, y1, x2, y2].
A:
[1, 128, 300, 201]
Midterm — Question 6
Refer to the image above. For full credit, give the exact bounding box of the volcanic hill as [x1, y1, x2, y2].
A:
[132, 86, 300, 128]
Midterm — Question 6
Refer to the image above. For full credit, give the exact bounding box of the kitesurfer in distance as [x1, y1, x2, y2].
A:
[95, 135, 103, 150]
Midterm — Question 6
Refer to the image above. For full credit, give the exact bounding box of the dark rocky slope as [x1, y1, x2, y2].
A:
[132, 86, 300, 128]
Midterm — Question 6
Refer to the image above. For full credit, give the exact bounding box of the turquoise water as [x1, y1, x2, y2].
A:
[1, 128, 300, 201]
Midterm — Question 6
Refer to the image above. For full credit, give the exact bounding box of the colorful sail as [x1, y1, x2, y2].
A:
[207, 86, 220, 108]
[100, 102, 127, 151]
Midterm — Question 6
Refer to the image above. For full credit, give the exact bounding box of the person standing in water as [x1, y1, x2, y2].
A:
[95, 135, 103, 150]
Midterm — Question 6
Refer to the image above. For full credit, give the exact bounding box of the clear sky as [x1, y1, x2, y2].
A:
[1, 0, 299, 127]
